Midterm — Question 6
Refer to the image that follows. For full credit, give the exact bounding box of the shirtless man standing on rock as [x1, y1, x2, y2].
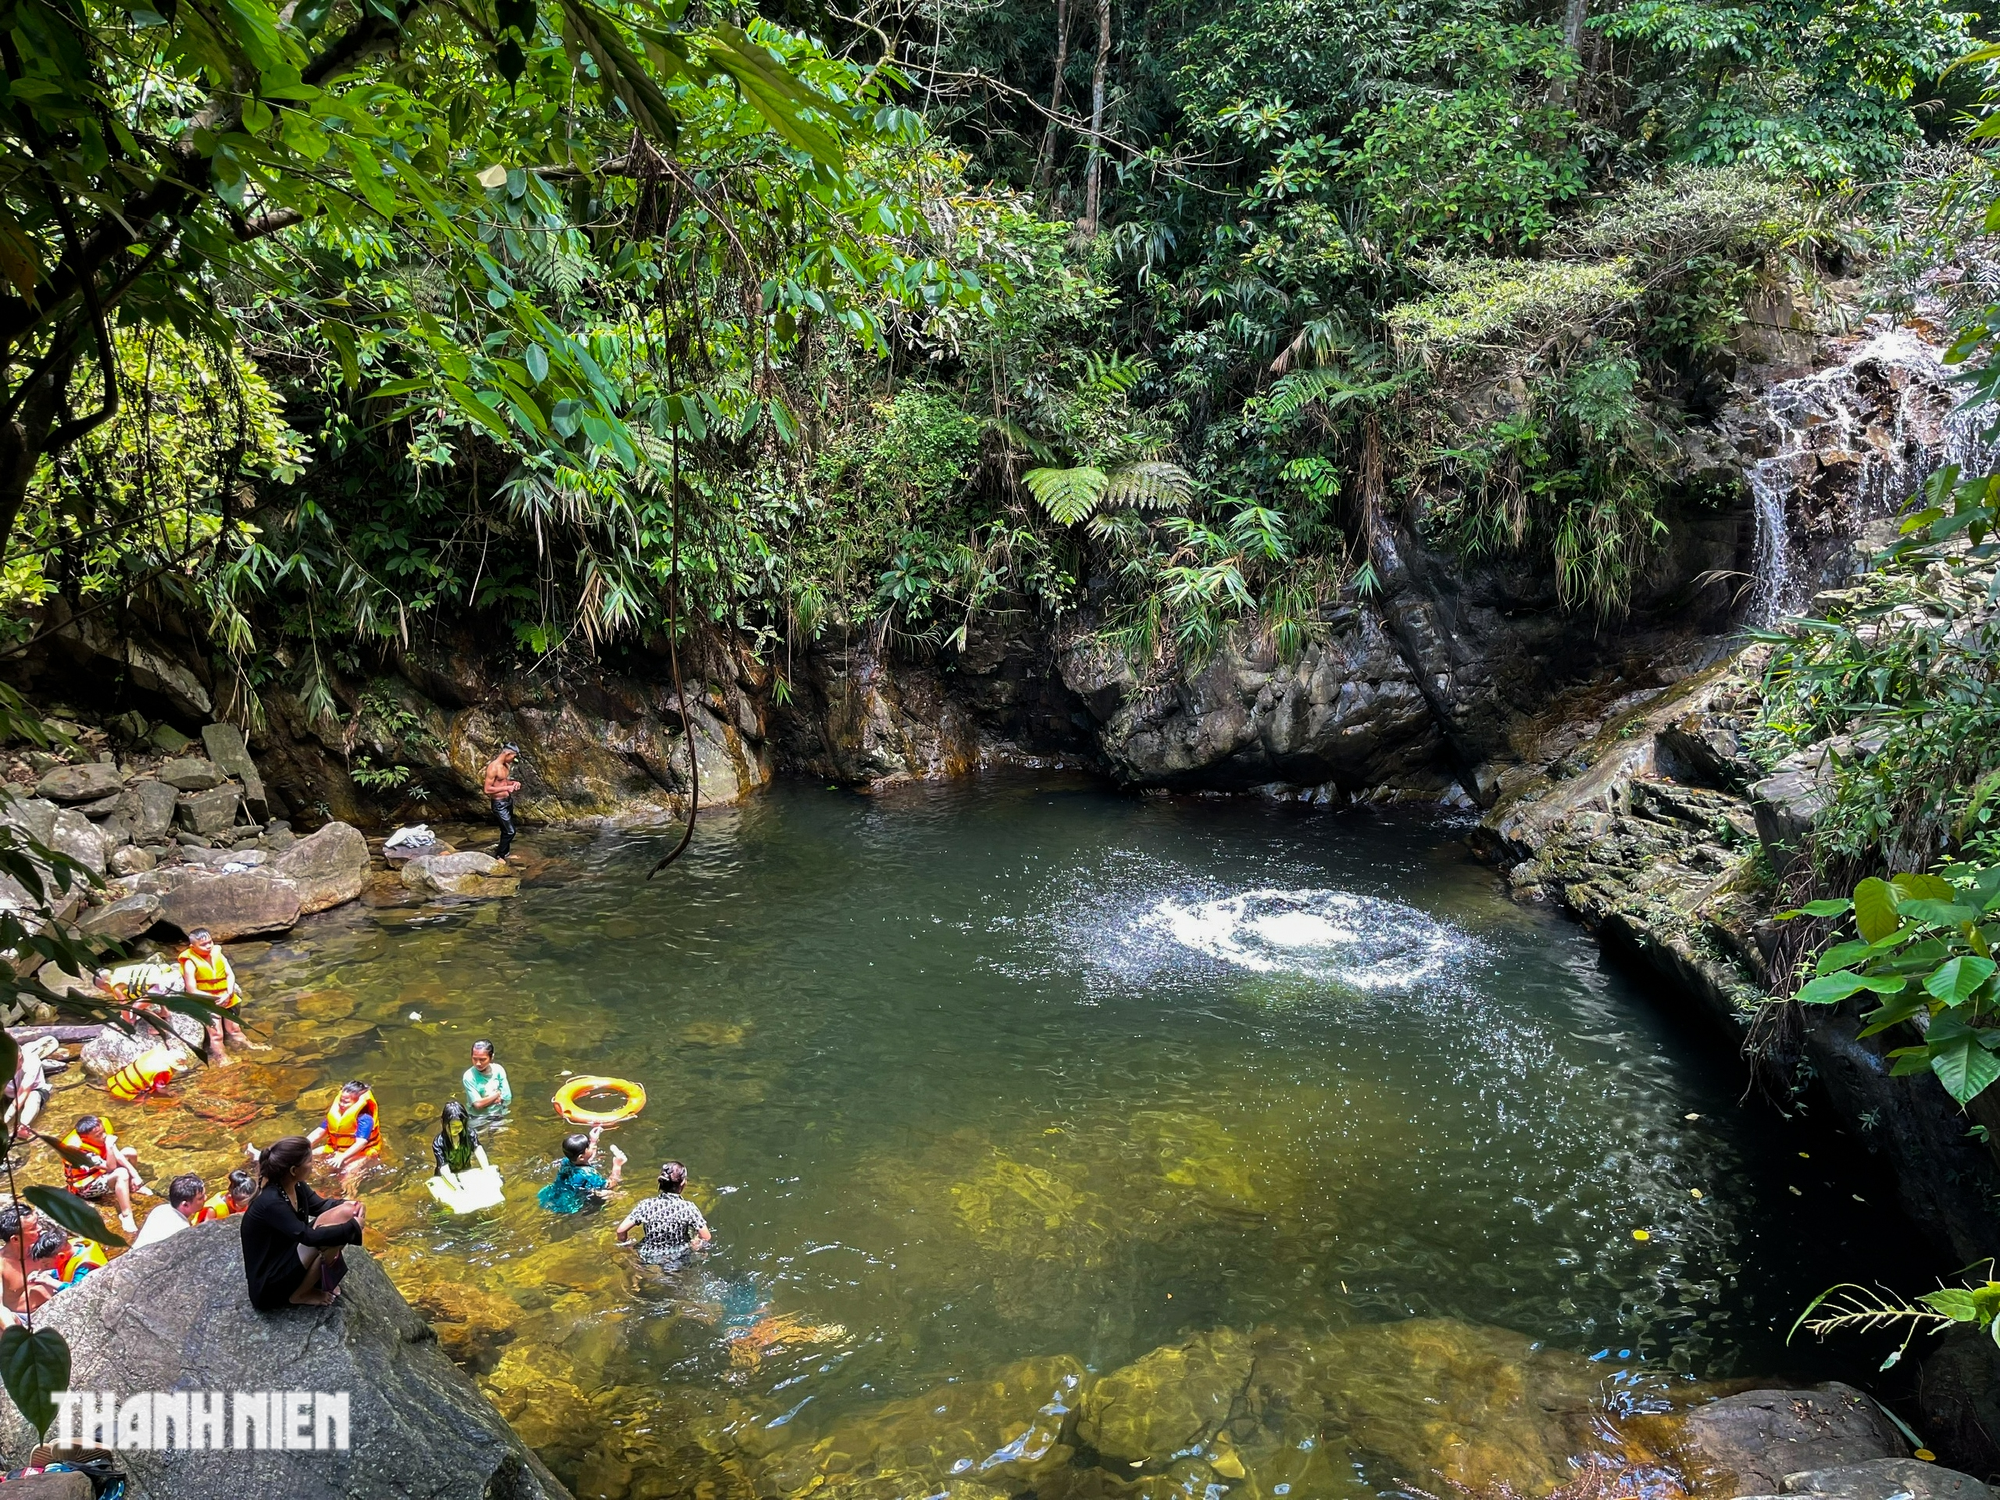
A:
[483, 744, 523, 861]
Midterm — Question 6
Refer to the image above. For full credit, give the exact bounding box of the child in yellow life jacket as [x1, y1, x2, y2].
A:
[59, 1113, 150, 1235]
[178, 927, 258, 1064]
[308, 1081, 385, 1191]
[195, 1169, 256, 1224]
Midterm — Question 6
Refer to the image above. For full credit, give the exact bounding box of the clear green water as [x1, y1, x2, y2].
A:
[201, 777, 1918, 1499]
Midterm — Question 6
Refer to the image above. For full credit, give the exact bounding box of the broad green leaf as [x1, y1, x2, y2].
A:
[1858, 991, 1934, 1037]
[1855, 878, 1901, 943]
[1780, 899, 1854, 919]
[1795, 970, 1907, 1005]
[1814, 940, 1874, 975]
[1894, 872, 1958, 904]
[23, 1186, 125, 1247]
[1923, 1287, 1987, 1321]
[1899, 899, 1980, 928]
[0, 1326, 69, 1437]
[1928, 956, 1997, 1006]
[1931, 1033, 2000, 1105]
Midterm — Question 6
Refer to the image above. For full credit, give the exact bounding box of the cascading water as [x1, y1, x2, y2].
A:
[1740, 320, 1993, 623]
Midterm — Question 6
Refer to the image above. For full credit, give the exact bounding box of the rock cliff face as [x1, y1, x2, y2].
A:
[1471, 646, 2000, 1264]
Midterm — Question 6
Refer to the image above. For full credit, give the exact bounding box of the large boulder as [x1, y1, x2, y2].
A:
[1679, 1385, 1905, 1497]
[271, 822, 371, 914]
[400, 850, 519, 898]
[120, 779, 179, 842]
[156, 870, 301, 940]
[202, 722, 269, 821]
[49, 807, 107, 876]
[175, 784, 241, 835]
[78, 891, 162, 941]
[1921, 1327, 2000, 1480]
[0, 1220, 572, 1500]
[157, 757, 226, 793]
[33, 762, 124, 803]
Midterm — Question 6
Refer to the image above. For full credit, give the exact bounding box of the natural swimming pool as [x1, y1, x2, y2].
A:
[130, 776, 1925, 1499]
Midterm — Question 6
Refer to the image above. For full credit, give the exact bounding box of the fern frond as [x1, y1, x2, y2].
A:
[986, 417, 1058, 465]
[1265, 365, 1408, 424]
[1024, 465, 1110, 525]
[1082, 353, 1152, 396]
[1102, 460, 1193, 511]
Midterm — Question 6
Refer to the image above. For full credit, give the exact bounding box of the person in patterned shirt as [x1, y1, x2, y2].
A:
[615, 1160, 712, 1266]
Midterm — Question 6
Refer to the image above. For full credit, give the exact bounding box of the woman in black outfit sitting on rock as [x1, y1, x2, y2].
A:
[240, 1136, 366, 1309]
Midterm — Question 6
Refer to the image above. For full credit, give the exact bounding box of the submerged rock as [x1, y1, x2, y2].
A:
[1078, 1329, 1257, 1466]
[0, 1220, 571, 1500]
[751, 1356, 1085, 1500]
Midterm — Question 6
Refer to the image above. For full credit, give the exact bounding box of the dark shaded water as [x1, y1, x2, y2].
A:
[201, 778, 1923, 1498]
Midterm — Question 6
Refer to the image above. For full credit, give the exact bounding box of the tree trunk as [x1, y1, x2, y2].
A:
[1080, 0, 1111, 236]
[1032, 0, 1071, 193]
[1555, 0, 1589, 106]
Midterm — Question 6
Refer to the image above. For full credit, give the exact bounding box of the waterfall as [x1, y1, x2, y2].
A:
[1739, 322, 1994, 624]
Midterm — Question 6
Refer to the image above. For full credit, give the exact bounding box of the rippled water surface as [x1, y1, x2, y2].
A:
[153, 778, 1923, 1499]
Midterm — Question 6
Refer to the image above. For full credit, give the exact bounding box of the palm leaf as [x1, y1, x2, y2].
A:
[1024, 465, 1109, 525]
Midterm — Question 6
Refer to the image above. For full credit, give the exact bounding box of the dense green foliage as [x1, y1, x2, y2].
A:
[5, 0, 1981, 721]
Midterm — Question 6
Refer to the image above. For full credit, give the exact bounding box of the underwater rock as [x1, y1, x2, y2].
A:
[753, 1357, 1086, 1500]
[1077, 1329, 1258, 1466]
[1315, 1318, 1604, 1492]
[407, 1279, 525, 1371]
[948, 1149, 1106, 1262]
[0, 1220, 572, 1500]
[271, 820, 371, 913]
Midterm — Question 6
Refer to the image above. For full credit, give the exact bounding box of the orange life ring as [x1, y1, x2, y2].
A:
[553, 1076, 646, 1126]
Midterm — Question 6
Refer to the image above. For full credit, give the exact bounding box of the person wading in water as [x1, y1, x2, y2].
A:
[483, 744, 523, 861]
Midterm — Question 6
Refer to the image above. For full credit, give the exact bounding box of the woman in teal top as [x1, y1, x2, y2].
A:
[463, 1039, 512, 1111]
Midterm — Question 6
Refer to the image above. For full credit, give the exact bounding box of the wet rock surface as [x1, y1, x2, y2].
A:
[1675, 1385, 1906, 1497]
[0, 1220, 572, 1500]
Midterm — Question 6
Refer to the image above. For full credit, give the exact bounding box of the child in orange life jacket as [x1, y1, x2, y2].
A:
[307, 1081, 385, 1193]
[178, 927, 261, 1064]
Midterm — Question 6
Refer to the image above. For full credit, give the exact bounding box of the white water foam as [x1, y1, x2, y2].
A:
[1137, 887, 1470, 990]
